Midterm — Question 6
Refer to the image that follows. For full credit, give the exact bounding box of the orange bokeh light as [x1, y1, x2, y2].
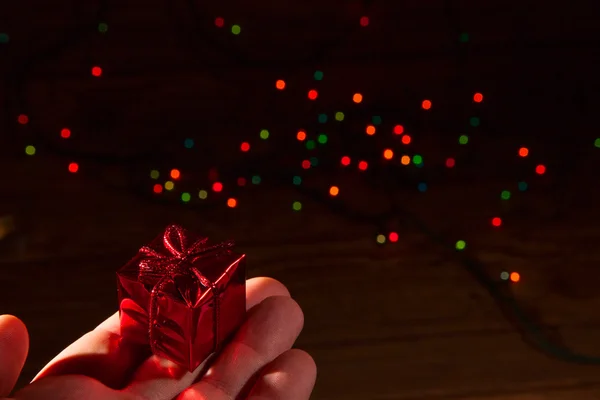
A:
[170, 169, 181, 179]
[383, 149, 394, 160]
[366, 125, 376, 135]
[352, 93, 363, 103]
[518, 147, 529, 157]
[297, 130, 307, 141]
[422, 100, 432, 110]
[227, 198, 237, 208]
[329, 186, 339, 196]
[275, 80, 286, 90]
[401, 135, 411, 145]
[473, 93, 483, 103]
[510, 272, 520, 282]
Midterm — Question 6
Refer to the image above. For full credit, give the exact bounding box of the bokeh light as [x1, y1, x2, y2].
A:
[518, 147, 529, 157]
[393, 125, 404, 135]
[308, 90, 318, 100]
[383, 149, 394, 160]
[91, 66, 102, 77]
[366, 125, 376, 135]
[227, 198, 237, 208]
[170, 169, 181, 179]
[535, 164, 546, 175]
[275, 80, 286, 90]
[422, 100, 432, 110]
[473, 92, 483, 103]
[61, 128, 71, 138]
[352, 93, 363, 103]
[341, 156, 351, 166]
[212, 182, 223, 192]
[358, 161, 368, 171]
[455, 240, 466, 250]
[329, 186, 339, 196]
[25, 145, 36, 156]
[491, 217, 502, 227]
[68, 162, 79, 173]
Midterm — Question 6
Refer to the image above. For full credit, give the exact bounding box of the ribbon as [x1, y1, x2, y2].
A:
[136, 224, 234, 356]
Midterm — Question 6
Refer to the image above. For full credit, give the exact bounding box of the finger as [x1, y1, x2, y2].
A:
[32, 311, 150, 389]
[177, 295, 304, 400]
[123, 277, 291, 400]
[0, 315, 29, 397]
[32, 276, 289, 390]
[247, 349, 317, 400]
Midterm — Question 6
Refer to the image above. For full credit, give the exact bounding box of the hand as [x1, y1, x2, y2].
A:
[0, 277, 316, 399]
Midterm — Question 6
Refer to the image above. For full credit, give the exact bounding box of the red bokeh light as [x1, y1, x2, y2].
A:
[68, 162, 79, 173]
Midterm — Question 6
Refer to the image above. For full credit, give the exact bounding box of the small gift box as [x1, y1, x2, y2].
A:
[117, 224, 246, 371]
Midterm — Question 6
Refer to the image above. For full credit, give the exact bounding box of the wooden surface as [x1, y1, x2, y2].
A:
[1, 154, 600, 400]
[2, 1, 600, 399]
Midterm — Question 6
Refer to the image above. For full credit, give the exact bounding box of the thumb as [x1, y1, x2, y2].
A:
[0, 315, 29, 397]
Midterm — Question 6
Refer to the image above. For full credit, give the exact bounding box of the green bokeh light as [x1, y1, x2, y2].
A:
[313, 70, 324, 81]
[318, 114, 327, 123]
[252, 175, 261, 185]
[231, 25, 241, 35]
[470, 117, 480, 127]
[184, 138, 194, 148]
[98, 23, 108, 33]
[412, 154, 423, 165]
[335, 112, 345, 121]
[518, 181, 528, 191]
[259, 129, 269, 139]
[292, 201, 302, 211]
[309, 157, 319, 166]
[595, 138, 600, 148]
[181, 192, 191, 202]
[306, 140, 316, 150]
[455, 240, 466, 250]
[501, 190, 511, 200]
[25, 145, 36, 155]
[292, 176, 302, 185]
[459, 135, 469, 145]
[150, 170, 159, 179]
[317, 134, 328, 144]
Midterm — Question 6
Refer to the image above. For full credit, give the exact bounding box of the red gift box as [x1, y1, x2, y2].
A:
[117, 224, 246, 371]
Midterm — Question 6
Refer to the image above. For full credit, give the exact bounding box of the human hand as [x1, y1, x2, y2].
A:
[0, 277, 316, 399]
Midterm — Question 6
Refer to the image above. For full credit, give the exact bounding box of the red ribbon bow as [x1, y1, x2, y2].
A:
[136, 225, 233, 355]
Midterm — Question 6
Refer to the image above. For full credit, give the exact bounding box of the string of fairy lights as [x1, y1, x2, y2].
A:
[3, 2, 600, 364]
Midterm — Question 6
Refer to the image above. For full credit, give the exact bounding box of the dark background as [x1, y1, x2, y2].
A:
[1, 1, 600, 399]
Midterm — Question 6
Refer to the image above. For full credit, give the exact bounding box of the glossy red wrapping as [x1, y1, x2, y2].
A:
[117, 224, 246, 372]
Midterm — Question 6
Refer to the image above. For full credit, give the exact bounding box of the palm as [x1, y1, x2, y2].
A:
[1, 278, 316, 400]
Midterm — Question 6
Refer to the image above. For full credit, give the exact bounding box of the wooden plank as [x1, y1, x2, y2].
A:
[305, 326, 600, 399]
